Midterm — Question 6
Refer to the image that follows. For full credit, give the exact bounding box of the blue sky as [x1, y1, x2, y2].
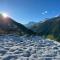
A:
[0, 0, 60, 24]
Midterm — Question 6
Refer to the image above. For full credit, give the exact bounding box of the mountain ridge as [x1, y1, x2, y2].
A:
[0, 14, 35, 35]
[28, 16, 60, 41]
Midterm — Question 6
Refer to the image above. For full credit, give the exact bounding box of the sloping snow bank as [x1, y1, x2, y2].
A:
[0, 35, 60, 60]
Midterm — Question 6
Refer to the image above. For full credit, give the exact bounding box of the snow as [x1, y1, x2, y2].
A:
[0, 35, 60, 60]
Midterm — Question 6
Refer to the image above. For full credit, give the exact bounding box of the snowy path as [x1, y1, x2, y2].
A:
[0, 35, 60, 60]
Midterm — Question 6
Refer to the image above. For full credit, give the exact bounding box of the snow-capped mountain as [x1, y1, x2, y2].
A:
[25, 22, 36, 28]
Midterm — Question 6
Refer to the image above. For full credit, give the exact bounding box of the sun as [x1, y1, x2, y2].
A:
[2, 13, 8, 18]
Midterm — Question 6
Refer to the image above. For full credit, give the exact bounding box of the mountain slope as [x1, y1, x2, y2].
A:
[0, 14, 35, 35]
[30, 16, 60, 41]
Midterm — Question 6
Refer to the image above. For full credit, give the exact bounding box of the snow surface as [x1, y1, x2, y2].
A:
[0, 35, 60, 60]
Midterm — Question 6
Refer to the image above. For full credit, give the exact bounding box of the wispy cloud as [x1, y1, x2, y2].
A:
[42, 11, 48, 15]
[54, 14, 59, 17]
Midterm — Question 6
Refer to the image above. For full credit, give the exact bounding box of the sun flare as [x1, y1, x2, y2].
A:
[2, 13, 8, 18]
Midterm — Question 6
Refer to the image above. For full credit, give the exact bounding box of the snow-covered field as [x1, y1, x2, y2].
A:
[0, 35, 60, 60]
